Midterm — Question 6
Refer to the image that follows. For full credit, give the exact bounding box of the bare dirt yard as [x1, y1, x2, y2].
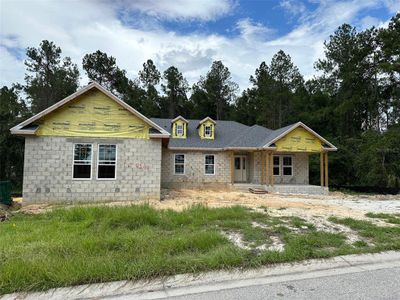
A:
[17, 188, 400, 222]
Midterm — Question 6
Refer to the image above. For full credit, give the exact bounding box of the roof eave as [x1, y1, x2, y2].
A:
[149, 133, 170, 138]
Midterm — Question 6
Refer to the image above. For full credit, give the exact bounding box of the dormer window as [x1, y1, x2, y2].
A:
[204, 125, 212, 137]
[198, 117, 216, 140]
[171, 116, 188, 139]
[176, 124, 184, 136]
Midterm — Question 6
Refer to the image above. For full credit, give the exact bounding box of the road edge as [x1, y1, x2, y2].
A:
[2, 251, 400, 300]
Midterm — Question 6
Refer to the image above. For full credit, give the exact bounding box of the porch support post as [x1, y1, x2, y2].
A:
[265, 151, 269, 185]
[261, 151, 265, 184]
[230, 151, 234, 184]
[320, 152, 324, 187]
[324, 152, 329, 187]
[270, 152, 274, 186]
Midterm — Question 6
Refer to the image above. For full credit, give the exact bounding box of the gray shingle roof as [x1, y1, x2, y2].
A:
[150, 118, 297, 149]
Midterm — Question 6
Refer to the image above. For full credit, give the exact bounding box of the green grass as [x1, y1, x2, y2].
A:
[329, 216, 400, 250]
[1, 205, 399, 294]
[365, 212, 400, 224]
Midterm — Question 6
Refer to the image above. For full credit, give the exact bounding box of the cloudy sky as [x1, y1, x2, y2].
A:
[0, 0, 399, 90]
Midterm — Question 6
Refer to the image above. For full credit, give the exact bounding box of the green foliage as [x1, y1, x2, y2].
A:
[24, 40, 80, 113]
[161, 66, 190, 118]
[138, 59, 162, 117]
[192, 60, 238, 120]
[0, 86, 29, 188]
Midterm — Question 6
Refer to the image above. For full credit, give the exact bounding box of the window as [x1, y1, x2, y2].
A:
[205, 155, 215, 175]
[273, 155, 280, 176]
[282, 156, 293, 176]
[73, 144, 92, 179]
[235, 157, 241, 170]
[97, 144, 117, 179]
[204, 125, 212, 137]
[176, 124, 184, 136]
[174, 154, 185, 175]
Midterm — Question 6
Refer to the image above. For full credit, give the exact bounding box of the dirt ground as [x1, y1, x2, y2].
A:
[15, 188, 400, 221]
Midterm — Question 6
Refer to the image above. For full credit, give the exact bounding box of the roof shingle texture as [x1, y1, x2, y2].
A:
[151, 118, 293, 149]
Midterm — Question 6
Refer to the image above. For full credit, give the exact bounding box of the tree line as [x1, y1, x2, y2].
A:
[1, 13, 399, 190]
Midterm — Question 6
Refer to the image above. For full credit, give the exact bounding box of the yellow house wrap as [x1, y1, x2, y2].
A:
[275, 127, 323, 152]
[35, 89, 150, 139]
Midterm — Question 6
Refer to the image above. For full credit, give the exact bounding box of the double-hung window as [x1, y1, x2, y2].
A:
[73, 144, 92, 179]
[273, 155, 280, 176]
[204, 125, 212, 137]
[282, 156, 293, 176]
[273, 155, 293, 176]
[205, 155, 215, 175]
[174, 154, 185, 175]
[176, 124, 184, 136]
[97, 144, 117, 179]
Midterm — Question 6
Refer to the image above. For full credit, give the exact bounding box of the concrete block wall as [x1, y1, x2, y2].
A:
[23, 136, 162, 202]
[251, 152, 309, 185]
[161, 149, 231, 188]
[272, 152, 309, 184]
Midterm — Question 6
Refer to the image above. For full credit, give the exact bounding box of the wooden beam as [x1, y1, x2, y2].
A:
[230, 151, 235, 184]
[270, 153, 274, 186]
[260, 152, 265, 184]
[320, 152, 324, 187]
[324, 152, 329, 187]
[265, 152, 269, 185]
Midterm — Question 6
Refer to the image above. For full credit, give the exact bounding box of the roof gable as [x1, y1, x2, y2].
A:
[10, 82, 169, 138]
[264, 122, 337, 151]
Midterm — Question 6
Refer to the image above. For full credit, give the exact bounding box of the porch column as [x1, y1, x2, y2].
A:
[230, 151, 234, 184]
[261, 151, 265, 184]
[265, 151, 269, 185]
[270, 152, 274, 186]
[320, 152, 324, 187]
[324, 152, 329, 187]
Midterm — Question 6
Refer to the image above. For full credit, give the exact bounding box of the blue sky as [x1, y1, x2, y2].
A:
[0, 0, 399, 90]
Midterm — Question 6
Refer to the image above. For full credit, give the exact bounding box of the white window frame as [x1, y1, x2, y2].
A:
[204, 154, 215, 175]
[273, 155, 280, 176]
[96, 144, 117, 180]
[282, 155, 293, 177]
[176, 124, 184, 136]
[72, 143, 93, 180]
[204, 125, 212, 137]
[173, 153, 185, 175]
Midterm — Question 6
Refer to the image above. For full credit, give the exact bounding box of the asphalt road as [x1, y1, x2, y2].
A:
[167, 267, 400, 300]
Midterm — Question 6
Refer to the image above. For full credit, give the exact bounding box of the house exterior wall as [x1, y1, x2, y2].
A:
[251, 152, 309, 185]
[161, 149, 231, 188]
[23, 136, 162, 202]
[272, 152, 309, 184]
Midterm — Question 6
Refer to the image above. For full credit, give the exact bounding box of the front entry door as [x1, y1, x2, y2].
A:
[234, 156, 247, 182]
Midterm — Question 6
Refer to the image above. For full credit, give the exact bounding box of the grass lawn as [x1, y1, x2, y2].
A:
[1, 205, 400, 294]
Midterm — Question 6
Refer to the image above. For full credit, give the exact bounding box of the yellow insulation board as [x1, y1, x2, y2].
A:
[275, 127, 322, 152]
[35, 89, 150, 139]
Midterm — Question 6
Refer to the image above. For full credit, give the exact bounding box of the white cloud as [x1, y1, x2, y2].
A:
[0, 0, 397, 92]
[279, 0, 307, 17]
[112, 0, 235, 21]
[236, 18, 275, 42]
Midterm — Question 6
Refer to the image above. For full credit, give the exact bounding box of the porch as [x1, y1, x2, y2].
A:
[230, 151, 330, 195]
